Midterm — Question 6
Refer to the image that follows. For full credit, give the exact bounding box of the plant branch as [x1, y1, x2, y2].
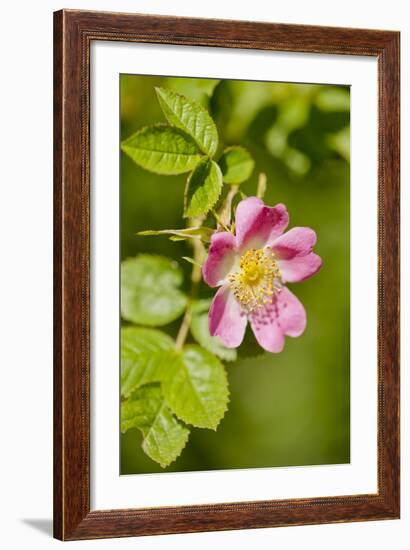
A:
[175, 218, 205, 351]
[175, 307, 192, 352]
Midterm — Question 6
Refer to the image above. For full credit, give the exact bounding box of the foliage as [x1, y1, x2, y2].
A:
[162, 345, 229, 430]
[120, 79, 350, 471]
[184, 158, 222, 218]
[120, 87, 255, 467]
[121, 327, 174, 398]
[219, 146, 255, 184]
[155, 87, 219, 156]
[121, 384, 189, 468]
[122, 87, 254, 219]
[121, 125, 203, 175]
[121, 255, 187, 326]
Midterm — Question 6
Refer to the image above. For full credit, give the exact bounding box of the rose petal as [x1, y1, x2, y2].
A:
[271, 227, 317, 259]
[235, 197, 289, 252]
[278, 252, 322, 283]
[208, 285, 247, 348]
[250, 310, 285, 353]
[249, 287, 306, 353]
[202, 231, 237, 287]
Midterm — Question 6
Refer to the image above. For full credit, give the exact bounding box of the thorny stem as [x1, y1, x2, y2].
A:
[175, 218, 205, 351]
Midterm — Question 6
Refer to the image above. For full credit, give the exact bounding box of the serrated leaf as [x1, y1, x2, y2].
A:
[162, 345, 229, 430]
[121, 255, 187, 326]
[121, 384, 189, 468]
[121, 124, 202, 175]
[138, 226, 213, 243]
[218, 146, 255, 184]
[121, 327, 175, 398]
[184, 159, 223, 218]
[156, 87, 218, 157]
[191, 312, 237, 362]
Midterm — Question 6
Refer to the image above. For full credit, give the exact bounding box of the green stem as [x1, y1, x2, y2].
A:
[175, 307, 192, 352]
[175, 219, 205, 351]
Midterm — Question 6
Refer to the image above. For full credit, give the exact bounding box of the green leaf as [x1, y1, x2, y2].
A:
[190, 299, 213, 315]
[163, 345, 229, 430]
[184, 159, 223, 218]
[191, 310, 237, 362]
[121, 384, 189, 468]
[121, 255, 187, 326]
[156, 87, 218, 157]
[218, 146, 255, 184]
[121, 327, 175, 398]
[121, 124, 202, 175]
[138, 226, 213, 243]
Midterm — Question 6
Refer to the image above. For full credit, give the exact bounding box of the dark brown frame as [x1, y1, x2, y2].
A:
[54, 9, 400, 541]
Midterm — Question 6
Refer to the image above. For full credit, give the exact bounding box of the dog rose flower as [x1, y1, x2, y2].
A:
[202, 197, 322, 353]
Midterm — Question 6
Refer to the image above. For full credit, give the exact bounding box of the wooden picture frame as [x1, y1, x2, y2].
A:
[54, 9, 400, 540]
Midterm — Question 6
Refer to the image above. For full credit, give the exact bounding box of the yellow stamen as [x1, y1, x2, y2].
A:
[228, 247, 281, 312]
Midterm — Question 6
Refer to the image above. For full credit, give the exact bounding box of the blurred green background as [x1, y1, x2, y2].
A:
[120, 75, 350, 474]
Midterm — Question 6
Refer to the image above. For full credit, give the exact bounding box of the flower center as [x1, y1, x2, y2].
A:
[228, 247, 281, 312]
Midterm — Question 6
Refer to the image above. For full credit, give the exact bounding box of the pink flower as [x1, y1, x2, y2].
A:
[202, 197, 322, 353]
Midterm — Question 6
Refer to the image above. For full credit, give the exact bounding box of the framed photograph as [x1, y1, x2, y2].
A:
[54, 9, 400, 540]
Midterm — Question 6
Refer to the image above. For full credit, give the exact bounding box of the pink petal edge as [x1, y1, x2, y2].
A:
[249, 287, 306, 353]
[278, 252, 322, 283]
[202, 231, 237, 288]
[235, 197, 289, 252]
[271, 227, 317, 259]
[208, 285, 247, 348]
